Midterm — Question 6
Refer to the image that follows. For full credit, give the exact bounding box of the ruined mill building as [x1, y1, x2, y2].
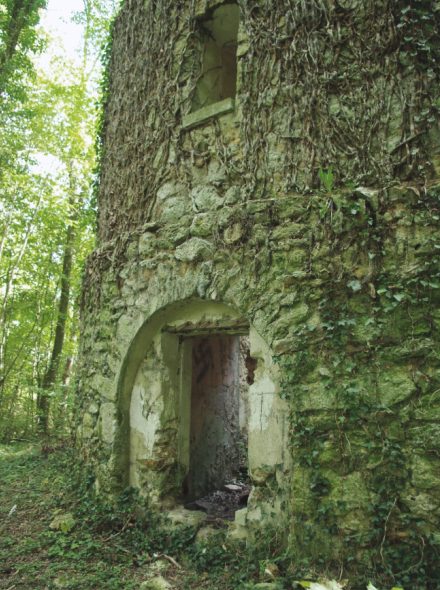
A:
[77, 0, 440, 573]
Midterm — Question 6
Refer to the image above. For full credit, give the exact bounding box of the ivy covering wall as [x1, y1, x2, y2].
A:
[77, 0, 440, 586]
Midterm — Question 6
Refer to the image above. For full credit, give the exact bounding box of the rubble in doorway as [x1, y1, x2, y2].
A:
[184, 481, 250, 521]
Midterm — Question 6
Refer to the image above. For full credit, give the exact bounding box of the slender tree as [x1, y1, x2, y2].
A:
[0, 0, 46, 95]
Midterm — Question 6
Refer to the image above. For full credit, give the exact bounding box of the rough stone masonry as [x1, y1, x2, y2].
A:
[76, 0, 440, 575]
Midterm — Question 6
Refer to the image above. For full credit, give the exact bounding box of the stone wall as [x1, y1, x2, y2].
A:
[77, 0, 440, 579]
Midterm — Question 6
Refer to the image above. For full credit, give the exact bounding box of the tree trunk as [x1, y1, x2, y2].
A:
[37, 223, 74, 435]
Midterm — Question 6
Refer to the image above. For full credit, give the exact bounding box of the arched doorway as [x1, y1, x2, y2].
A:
[115, 299, 288, 528]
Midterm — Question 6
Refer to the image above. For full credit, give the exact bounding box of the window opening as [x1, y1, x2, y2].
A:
[183, 333, 251, 520]
[192, 3, 239, 112]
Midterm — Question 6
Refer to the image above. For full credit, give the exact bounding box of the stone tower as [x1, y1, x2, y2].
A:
[77, 0, 440, 577]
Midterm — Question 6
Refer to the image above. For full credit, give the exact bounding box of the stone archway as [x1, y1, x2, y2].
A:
[114, 299, 289, 530]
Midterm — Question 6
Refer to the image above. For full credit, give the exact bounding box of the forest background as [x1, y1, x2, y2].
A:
[0, 0, 118, 441]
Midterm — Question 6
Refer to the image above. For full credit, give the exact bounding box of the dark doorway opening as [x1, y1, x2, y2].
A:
[184, 334, 250, 519]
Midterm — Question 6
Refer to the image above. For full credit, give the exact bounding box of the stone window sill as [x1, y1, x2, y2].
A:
[182, 97, 235, 130]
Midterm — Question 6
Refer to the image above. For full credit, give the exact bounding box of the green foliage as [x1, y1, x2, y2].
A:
[0, 0, 47, 96]
[318, 168, 335, 193]
[0, 1, 119, 440]
[92, 15, 116, 215]
[1, 431, 438, 589]
[0, 65, 95, 439]
[395, 1, 440, 74]
[272, 182, 440, 586]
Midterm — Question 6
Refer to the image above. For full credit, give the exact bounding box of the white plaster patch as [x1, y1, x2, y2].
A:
[130, 383, 162, 455]
[249, 380, 276, 431]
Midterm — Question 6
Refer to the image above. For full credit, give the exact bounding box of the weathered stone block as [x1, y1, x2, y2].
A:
[99, 403, 116, 444]
[327, 471, 372, 510]
[224, 222, 243, 244]
[190, 213, 214, 237]
[182, 97, 235, 130]
[377, 368, 415, 406]
[191, 185, 223, 212]
[174, 238, 213, 262]
[270, 304, 309, 336]
[157, 197, 188, 223]
[157, 182, 186, 201]
[166, 507, 207, 528]
[411, 455, 440, 491]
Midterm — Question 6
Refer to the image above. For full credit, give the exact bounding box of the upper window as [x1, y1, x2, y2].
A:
[192, 3, 239, 112]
